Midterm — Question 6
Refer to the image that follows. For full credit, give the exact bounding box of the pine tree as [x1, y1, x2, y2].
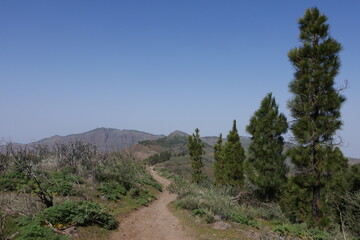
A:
[214, 133, 224, 185]
[246, 93, 288, 201]
[222, 120, 245, 187]
[287, 8, 347, 222]
[188, 128, 207, 183]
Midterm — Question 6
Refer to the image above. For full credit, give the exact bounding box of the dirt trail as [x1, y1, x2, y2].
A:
[110, 168, 195, 240]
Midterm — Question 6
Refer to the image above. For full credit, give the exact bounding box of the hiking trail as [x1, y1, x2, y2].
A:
[110, 167, 195, 240]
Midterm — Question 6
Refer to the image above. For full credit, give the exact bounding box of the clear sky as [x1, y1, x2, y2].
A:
[1, 0, 359, 158]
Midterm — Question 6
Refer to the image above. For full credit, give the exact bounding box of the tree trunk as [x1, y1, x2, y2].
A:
[312, 185, 321, 221]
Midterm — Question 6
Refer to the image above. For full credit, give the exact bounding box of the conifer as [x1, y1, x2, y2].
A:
[287, 8, 347, 222]
[222, 120, 245, 187]
[188, 128, 207, 183]
[214, 134, 224, 185]
[246, 93, 288, 201]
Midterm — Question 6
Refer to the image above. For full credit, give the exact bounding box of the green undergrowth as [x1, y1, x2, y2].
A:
[0, 168, 84, 197]
[2, 155, 163, 240]
[97, 182, 127, 201]
[166, 171, 341, 240]
[41, 201, 118, 230]
[4, 200, 117, 240]
[169, 203, 261, 240]
[155, 167, 175, 179]
[273, 224, 332, 240]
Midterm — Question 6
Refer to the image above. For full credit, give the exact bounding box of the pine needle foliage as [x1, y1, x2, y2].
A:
[221, 120, 246, 187]
[287, 7, 347, 223]
[246, 93, 288, 201]
[188, 128, 207, 183]
[214, 134, 225, 185]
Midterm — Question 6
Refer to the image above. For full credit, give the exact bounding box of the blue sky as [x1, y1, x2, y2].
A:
[1, 1, 359, 158]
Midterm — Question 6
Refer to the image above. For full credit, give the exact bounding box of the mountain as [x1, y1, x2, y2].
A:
[122, 131, 253, 164]
[201, 136, 252, 149]
[6, 128, 164, 152]
[348, 157, 360, 166]
[168, 130, 189, 138]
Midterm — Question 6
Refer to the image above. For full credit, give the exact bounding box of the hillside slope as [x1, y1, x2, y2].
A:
[5, 128, 164, 152]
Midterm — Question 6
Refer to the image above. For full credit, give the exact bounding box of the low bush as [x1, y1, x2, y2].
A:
[97, 182, 126, 201]
[16, 217, 69, 240]
[0, 169, 27, 191]
[129, 188, 156, 206]
[145, 151, 172, 165]
[140, 172, 162, 192]
[171, 175, 287, 230]
[257, 202, 287, 223]
[40, 201, 118, 230]
[192, 208, 206, 217]
[95, 156, 143, 190]
[38, 171, 84, 197]
[168, 175, 195, 198]
[336, 191, 360, 237]
[273, 224, 331, 240]
[157, 167, 174, 179]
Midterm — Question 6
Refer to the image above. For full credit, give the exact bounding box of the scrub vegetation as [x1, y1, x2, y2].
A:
[0, 141, 161, 240]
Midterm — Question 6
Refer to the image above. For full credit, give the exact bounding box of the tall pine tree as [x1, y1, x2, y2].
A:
[188, 128, 207, 183]
[287, 8, 347, 222]
[246, 93, 288, 201]
[221, 120, 245, 187]
[214, 134, 224, 185]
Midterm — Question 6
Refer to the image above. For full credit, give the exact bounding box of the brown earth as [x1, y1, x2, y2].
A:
[110, 167, 195, 240]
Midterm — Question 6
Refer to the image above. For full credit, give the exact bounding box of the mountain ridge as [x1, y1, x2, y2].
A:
[2, 128, 359, 164]
[4, 128, 165, 152]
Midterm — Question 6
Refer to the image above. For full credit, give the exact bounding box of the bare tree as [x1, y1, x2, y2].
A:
[8, 145, 54, 208]
[53, 140, 97, 176]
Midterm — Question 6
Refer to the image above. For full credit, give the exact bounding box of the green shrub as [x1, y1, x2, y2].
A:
[135, 196, 150, 206]
[95, 157, 142, 190]
[338, 191, 360, 237]
[175, 195, 202, 211]
[16, 217, 69, 240]
[192, 208, 206, 217]
[191, 208, 215, 223]
[307, 228, 332, 240]
[273, 223, 307, 237]
[141, 173, 162, 192]
[145, 151, 172, 165]
[97, 182, 126, 201]
[168, 176, 195, 198]
[204, 209, 215, 224]
[41, 201, 118, 230]
[273, 223, 331, 239]
[171, 175, 274, 229]
[248, 219, 261, 229]
[230, 212, 249, 224]
[257, 203, 287, 223]
[0, 170, 27, 191]
[129, 189, 156, 206]
[158, 168, 173, 179]
[47, 181, 73, 196]
[40, 171, 84, 196]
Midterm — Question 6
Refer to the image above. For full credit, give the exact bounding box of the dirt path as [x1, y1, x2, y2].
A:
[110, 168, 195, 240]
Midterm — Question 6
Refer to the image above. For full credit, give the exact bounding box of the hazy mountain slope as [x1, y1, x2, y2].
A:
[6, 128, 164, 152]
[348, 157, 360, 165]
[202, 136, 252, 149]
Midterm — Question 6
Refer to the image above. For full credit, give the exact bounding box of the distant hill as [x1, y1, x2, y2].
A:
[122, 130, 253, 161]
[4, 128, 164, 152]
[202, 136, 252, 149]
[122, 131, 255, 180]
[348, 157, 360, 165]
[122, 131, 189, 160]
[168, 130, 189, 138]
